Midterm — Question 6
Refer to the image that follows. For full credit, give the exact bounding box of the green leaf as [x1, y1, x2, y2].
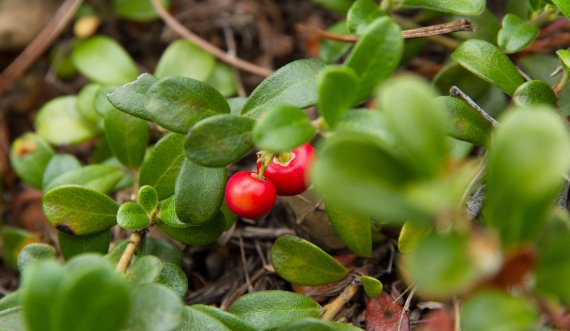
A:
[71, 35, 139, 84]
[0, 291, 21, 311]
[77, 83, 102, 124]
[104, 108, 149, 168]
[552, 0, 570, 19]
[0, 307, 25, 331]
[190, 305, 257, 331]
[43, 185, 119, 235]
[126, 255, 162, 285]
[156, 263, 188, 297]
[513, 80, 558, 108]
[17, 243, 55, 273]
[139, 133, 185, 200]
[320, 21, 352, 64]
[178, 307, 233, 331]
[138, 237, 183, 266]
[42, 154, 81, 189]
[397, 222, 430, 254]
[337, 110, 393, 144]
[377, 75, 447, 178]
[107, 73, 158, 121]
[402, 0, 485, 15]
[314, 0, 354, 13]
[536, 215, 570, 302]
[158, 211, 226, 245]
[279, 319, 363, 331]
[127, 284, 183, 331]
[253, 105, 316, 153]
[158, 196, 193, 228]
[1, 227, 40, 271]
[462, 291, 538, 331]
[36, 96, 99, 145]
[138, 185, 158, 213]
[317, 66, 358, 128]
[229, 291, 321, 331]
[206, 63, 238, 97]
[326, 204, 371, 257]
[241, 59, 326, 118]
[155, 39, 215, 81]
[347, 0, 384, 34]
[175, 159, 226, 224]
[58, 230, 111, 260]
[112, 0, 169, 21]
[452, 40, 524, 96]
[558, 49, 570, 70]
[184, 114, 255, 167]
[117, 202, 150, 230]
[95, 85, 120, 116]
[145, 76, 230, 134]
[345, 17, 403, 103]
[270, 235, 348, 286]
[45, 165, 124, 194]
[498, 14, 539, 53]
[436, 96, 494, 146]
[360, 276, 383, 298]
[10, 133, 54, 189]
[484, 109, 570, 246]
[228, 97, 247, 114]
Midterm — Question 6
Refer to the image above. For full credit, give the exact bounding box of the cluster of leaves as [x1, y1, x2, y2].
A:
[5, 0, 570, 329]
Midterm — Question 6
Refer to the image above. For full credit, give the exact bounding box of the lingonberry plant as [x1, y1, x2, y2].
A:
[4, 0, 570, 330]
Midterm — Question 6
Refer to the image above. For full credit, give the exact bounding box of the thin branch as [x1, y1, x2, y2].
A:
[321, 282, 360, 321]
[397, 286, 416, 331]
[450, 86, 499, 127]
[150, 0, 273, 77]
[116, 231, 144, 273]
[0, 0, 83, 96]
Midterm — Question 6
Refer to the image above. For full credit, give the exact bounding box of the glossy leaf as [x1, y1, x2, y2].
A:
[77, 83, 102, 124]
[127, 284, 183, 331]
[10, 133, 54, 189]
[360, 276, 383, 298]
[436, 96, 493, 146]
[452, 40, 524, 96]
[241, 59, 326, 118]
[157, 211, 226, 245]
[107, 73, 158, 121]
[138, 185, 158, 213]
[397, 222, 430, 254]
[175, 159, 226, 224]
[347, 0, 384, 34]
[139, 133, 185, 200]
[184, 114, 255, 167]
[117, 202, 150, 230]
[17, 243, 55, 273]
[553, 0, 570, 19]
[206, 63, 238, 97]
[145, 76, 230, 134]
[58, 230, 111, 260]
[190, 305, 257, 331]
[42, 154, 81, 189]
[71, 35, 138, 84]
[402, 0, 485, 15]
[157, 263, 188, 297]
[112, 0, 169, 21]
[320, 21, 351, 63]
[326, 204, 372, 257]
[279, 319, 363, 331]
[228, 290, 321, 331]
[498, 14, 539, 53]
[253, 105, 315, 153]
[317, 66, 358, 128]
[345, 17, 403, 103]
[126, 255, 162, 285]
[271, 235, 348, 286]
[155, 39, 215, 81]
[43, 185, 119, 235]
[513, 80, 558, 108]
[104, 108, 149, 168]
[158, 196, 193, 228]
[36, 96, 99, 145]
[44, 165, 124, 194]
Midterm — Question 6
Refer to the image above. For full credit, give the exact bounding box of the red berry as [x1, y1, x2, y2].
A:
[257, 144, 315, 196]
[225, 171, 277, 219]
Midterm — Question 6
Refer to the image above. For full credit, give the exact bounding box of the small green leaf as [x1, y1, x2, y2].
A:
[553, 0, 570, 19]
[337, 110, 393, 144]
[462, 291, 538, 331]
[190, 305, 257, 331]
[95, 85, 120, 116]
[317, 66, 358, 128]
[104, 108, 149, 168]
[77, 83, 102, 124]
[320, 21, 352, 64]
[347, 0, 384, 34]
[513, 80, 558, 108]
[314, 0, 353, 12]
[178, 307, 233, 331]
[206, 63, 238, 97]
[126, 255, 162, 285]
[117, 202, 150, 230]
[184, 114, 255, 167]
[498, 14, 539, 53]
[159, 196, 192, 228]
[0, 291, 21, 311]
[43, 185, 119, 235]
[36, 96, 99, 145]
[253, 105, 315, 153]
[241, 59, 326, 118]
[71, 35, 139, 84]
[112, 0, 169, 22]
[139, 133, 185, 200]
[175, 159, 226, 224]
[157, 263, 188, 297]
[10, 133, 54, 189]
[0, 307, 25, 331]
[155, 39, 215, 81]
[279, 319, 363, 331]
[138, 185, 158, 213]
[228, 97, 247, 114]
[45, 165, 124, 194]
[107, 73, 158, 121]
[452, 40, 524, 95]
[17, 243, 56, 273]
[326, 204, 372, 257]
[127, 284, 183, 331]
[360, 276, 383, 298]
[558, 50, 570, 70]
[397, 222, 431, 254]
[270, 235, 348, 286]
[436, 96, 494, 146]
[145, 76, 230, 134]
[58, 230, 111, 260]
[1, 227, 40, 271]
[42, 154, 81, 189]
[158, 211, 226, 245]
[345, 17, 403, 103]
[402, 0, 485, 15]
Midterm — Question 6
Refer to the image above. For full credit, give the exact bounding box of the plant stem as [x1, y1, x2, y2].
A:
[554, 68, 570, 96]
[257, 153, 275, 179]
[116, 231, 144, 273]
[320, 283, 360, 321]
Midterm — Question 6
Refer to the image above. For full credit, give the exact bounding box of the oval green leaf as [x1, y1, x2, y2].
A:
[104, 108, 149, 168]
[553, 0, 570, 19]
[58, 230, 111, 260]
[158, 211, 226, 245]
[45, 164, 124, 194]
[498, 14, 539, 54]
[42, 154, 81, 189]
[317, 66, 358, 128]
[10, 133, 54, 189]
[402, 0, 485, 15]
[513, 80, 558, 108]
[320, 21, 351, 64]
[190, 305, 257, 331]
[117, 202, 150, 230]
[360, 276, 383, 298]
[126, 283, 183, 331]
[17, 243, 56, 273]
[326, 204, 372, 257]
[206, 63, 238, 97]
[253, 105, 315, 153]
[158, 196, 192, 228]
[107, 73, 158, 121]
[155, 39, 215, 81]
[112, 0, 169, 22]
[126, 255, 162, 285]
[157, 263, 188, 297]
[138, 185, 158, 213]
[436, 96, 494, 146]
[347, 0, 384, 34]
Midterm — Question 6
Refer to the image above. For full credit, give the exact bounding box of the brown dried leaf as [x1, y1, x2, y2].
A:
[417, 309, 454, 331]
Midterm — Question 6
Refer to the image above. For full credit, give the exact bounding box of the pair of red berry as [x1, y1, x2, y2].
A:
[225, 144, 315, 219]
